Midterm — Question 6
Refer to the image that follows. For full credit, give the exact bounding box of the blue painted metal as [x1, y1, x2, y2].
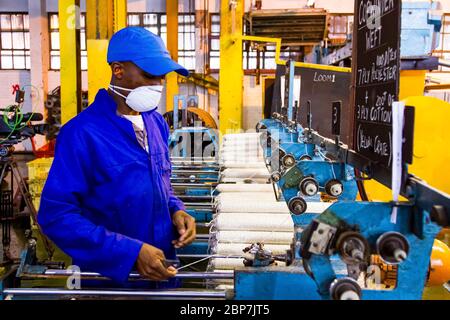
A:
[235, 201, 440, 300]
[185, 188, 212, 196]
[306, 202, 440, 299]
[234, 267, 323, 300]
[185, 208, 213, 222]
[244, 64, 442, 299]
[278, 160, 357, 203]
[401, 1, 442, 57]
[177, 241, 209, 256]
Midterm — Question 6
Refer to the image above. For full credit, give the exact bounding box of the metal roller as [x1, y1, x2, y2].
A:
[325, 179, 344, 197]
[299, 177, 319, 197]
[376, 231, 410, 265]
[287, 196, 307, 215]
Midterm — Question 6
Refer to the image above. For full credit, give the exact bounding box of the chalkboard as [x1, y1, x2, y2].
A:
[352, 0, 401, 169]
[270, 64, 352, 144]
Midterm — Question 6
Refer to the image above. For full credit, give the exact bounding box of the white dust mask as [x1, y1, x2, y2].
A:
[108, 84, 163, 112]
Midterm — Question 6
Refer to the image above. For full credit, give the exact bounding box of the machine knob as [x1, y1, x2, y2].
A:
[325, 179, 344, 197]
[281, 154, 296, 168]
[329, 277, 362, 300]
[271, 171, 282, 182]
[299, 177, 319, 197]
[376, 231, 410, 265]
[288, 196, 307, 215]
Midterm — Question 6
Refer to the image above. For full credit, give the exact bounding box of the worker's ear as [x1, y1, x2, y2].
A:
[111, 62, 124, 80]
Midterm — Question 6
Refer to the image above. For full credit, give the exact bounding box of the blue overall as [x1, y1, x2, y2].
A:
[38, 89, 185, 285]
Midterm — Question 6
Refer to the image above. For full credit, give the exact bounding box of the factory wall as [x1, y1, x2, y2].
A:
[1, 0, 450, 142]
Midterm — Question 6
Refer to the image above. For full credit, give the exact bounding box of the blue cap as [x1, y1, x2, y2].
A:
[107, 27, 189, 77]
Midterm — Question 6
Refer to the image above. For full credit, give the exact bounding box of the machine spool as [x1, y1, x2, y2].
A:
[329, 277, 362, 300]
[281, 154, 296, 168]
[324, 179, 344, 197]
[335, 231, 370, 264]
[376, 232, 410, 265]
[299, 177, 319, 197]
[287, 196, 307, 215]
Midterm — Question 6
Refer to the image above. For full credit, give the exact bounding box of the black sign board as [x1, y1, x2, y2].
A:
[270, 65, 352, 144]
[352, 0, 401, 169]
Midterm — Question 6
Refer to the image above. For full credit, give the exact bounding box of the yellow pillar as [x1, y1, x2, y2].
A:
[166, 0, 179, 112]
[59, 0, 81, 124]
[86, 0, 127, 104]
[219, 0, 244, 135]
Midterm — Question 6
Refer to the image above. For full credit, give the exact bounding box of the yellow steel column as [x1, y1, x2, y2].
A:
[59, 0, 81, 124]
[112, 0, 127, 32]
[86, 0, 127, 104]
[219, 0, 244, 135]
[166, 0, 179, 112]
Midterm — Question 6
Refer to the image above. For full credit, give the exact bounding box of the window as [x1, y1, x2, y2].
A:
[127, 13, 166, 45]
[48, 12, 197, 72]
[242, 16, 278, 70]
[0, 13, 30, 70]
[178, 14, 195, 70]
[327, 14, 353, 44]
[209, 13, 220, 70]
[49, 13, 87, 70]
[433, 13, 450, 72]
[127, 13, 195, 71]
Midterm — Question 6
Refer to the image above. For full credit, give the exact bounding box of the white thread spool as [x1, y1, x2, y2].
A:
[216, 184, 274, 193]
[215, 213, 293, 232]
[216, 230, 293, 244]
[214, 243, 290, 255]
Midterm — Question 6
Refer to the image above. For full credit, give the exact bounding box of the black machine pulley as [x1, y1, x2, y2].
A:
[329, 277, 362, 300]
[288, 196, 307, 215]
[376, 231, 409, 265]
[299, 177, 319, 197]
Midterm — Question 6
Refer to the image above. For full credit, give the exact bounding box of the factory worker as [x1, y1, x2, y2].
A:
[38, 27, 195, 286]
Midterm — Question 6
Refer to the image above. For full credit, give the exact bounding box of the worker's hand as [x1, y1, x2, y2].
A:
[136, 243, 177, 281]
[172, 210, 196, 248]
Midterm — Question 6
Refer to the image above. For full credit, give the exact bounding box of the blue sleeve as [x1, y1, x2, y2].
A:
[160, 115, 186, 215]
[37, 125, 143, 283]
[167, 159, 186, 215]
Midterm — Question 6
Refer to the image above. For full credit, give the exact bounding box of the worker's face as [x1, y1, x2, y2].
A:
[110, 61, 164, 93]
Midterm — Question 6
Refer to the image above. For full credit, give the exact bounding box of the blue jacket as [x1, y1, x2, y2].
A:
[38, 89, 185, 284]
